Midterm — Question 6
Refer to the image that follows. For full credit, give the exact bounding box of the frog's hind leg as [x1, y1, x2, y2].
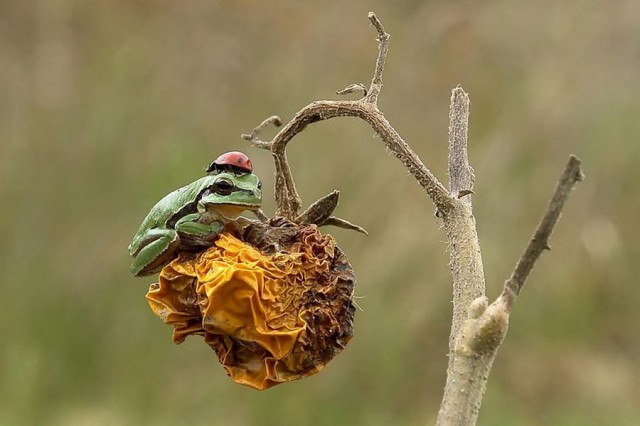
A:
[130, 233, 179, 277]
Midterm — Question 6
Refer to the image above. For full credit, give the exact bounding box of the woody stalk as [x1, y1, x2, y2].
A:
[242, 12, 583, 426]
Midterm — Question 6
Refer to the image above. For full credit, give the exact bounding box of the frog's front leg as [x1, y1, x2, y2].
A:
[174, 213, 223, 249]
[130, 228, 179, 277]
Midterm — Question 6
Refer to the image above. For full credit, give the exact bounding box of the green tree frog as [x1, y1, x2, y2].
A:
[128, 170, 262, 276]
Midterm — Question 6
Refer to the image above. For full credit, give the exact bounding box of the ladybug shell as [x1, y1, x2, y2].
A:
[211, 151, 253, 173]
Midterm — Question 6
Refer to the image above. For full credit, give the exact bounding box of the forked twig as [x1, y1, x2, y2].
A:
[240, 12, 582, 426]
[242, 12, 453, 220]
[241, 115, 282, 148]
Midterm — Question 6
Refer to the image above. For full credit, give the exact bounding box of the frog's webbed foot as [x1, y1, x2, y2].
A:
[253, 209, 269, 223]
[230, 216, 265, 236]
[295, 190, 368, 235]
[175, 213, 223, 249]
[178, 231, 220, 248]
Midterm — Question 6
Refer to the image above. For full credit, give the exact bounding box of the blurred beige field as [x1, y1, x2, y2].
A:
[1, 1, 639, 425]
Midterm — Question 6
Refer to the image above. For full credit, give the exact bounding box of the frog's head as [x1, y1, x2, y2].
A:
[199, 172, 262, 216]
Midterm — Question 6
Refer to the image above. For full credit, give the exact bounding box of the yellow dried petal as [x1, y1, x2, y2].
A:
[146, 225, 355, 390]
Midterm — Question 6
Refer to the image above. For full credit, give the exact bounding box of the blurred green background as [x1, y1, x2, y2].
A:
[1, 1, 638, 425]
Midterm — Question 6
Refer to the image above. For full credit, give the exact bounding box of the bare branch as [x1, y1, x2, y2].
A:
[265, 100, 454, 212]
[501, 155, 584, 308]
[272, 154, 302, 218]
[442, 87, 485, 349]
[448, 87, 474, 206]
[243, 13, 454, 218]
[365, 12, 390, 104]
[241, 115, 282, 148]
[437, 88, 487, 426]
[436, 296, 508, 426]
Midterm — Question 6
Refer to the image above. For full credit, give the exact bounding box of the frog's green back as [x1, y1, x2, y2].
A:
[129, 176, 213, 252]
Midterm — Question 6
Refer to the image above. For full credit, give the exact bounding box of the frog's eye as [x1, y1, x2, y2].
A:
[213, 178, 234, 196]
[257, 180, 262, 190]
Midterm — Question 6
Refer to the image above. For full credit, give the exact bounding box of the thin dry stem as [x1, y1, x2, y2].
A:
[241, 115, 282, 148]
[448, 87, 474, 206]
[501, 155, 584, 308]
[364, 11, 389, 104]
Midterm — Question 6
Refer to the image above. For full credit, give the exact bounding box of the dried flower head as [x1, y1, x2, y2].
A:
[146, 223, 355, 390]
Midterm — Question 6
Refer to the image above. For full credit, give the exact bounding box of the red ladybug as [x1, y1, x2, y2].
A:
[206, 151, 253, 174]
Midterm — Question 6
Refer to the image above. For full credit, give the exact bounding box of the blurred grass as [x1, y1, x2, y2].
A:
[1, 0, 639, 425]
